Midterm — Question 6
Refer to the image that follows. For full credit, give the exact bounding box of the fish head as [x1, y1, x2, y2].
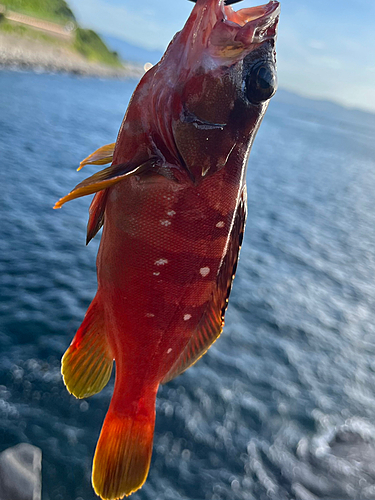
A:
[150, 0, 280, 181]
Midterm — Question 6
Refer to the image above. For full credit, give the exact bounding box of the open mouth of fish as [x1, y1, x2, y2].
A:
[181, 0, 280, 61]
[223, 0, 279, 35]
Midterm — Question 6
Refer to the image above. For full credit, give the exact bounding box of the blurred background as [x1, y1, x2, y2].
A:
[1, 0, 375, 499]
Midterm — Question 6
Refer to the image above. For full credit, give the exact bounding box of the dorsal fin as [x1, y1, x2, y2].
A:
[54, 158, 156, 209]
[78, 143, 115, 171]
[162, 186, 247, 383]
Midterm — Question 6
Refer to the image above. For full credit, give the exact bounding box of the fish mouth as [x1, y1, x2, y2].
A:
[215, 1, 280, 54]
[224, 1, 280, 37]
[184, 0, 280, 60]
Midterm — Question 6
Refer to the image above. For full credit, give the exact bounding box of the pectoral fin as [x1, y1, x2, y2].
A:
[162, 187, 247, 383]
[78, 143, 115, 171]
[54, 158, 156, 209]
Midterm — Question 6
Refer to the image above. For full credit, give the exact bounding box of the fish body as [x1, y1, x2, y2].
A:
[55, 0, 279, 498]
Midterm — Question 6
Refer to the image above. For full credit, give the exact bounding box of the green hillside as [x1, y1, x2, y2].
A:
[74, 28, 120, 66]
[0, 0, 76, 24]
[0, 0, 121, 66]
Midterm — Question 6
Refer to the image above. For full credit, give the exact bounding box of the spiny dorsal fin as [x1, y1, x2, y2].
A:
[54, 158, 156, 209]
[162, 186, 247, 383]
[61, 296, 113, 399]
[78, 143, 115, 171]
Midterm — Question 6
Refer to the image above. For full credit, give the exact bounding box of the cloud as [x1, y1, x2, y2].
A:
[308, 40, 325, 50]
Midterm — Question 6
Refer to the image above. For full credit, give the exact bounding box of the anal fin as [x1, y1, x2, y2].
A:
[62, 296, 113, 399]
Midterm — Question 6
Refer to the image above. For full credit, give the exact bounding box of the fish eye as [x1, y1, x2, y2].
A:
[245, 61, 277, 104]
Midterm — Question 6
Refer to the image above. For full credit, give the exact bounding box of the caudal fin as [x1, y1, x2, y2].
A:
[92, 408, 155, 499]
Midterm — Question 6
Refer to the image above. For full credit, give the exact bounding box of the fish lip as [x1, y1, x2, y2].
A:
[205, 1, 279, 58]
[241, 2, 280, 45]
[226, 1, 280, 35]
[192, 0, 280, 35]
[165, 0, 280, 73]
[225, 0, 280, 21]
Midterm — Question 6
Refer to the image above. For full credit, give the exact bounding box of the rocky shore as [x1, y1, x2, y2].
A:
[0, 443, 42, 500]
[0, 32, 144, 79]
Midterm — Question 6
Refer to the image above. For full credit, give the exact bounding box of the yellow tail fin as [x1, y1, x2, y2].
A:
[92, 410, 155, 499]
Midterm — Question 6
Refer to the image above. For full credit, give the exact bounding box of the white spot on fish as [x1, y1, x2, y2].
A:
[155, 259, 168, 266]
[216, 221, 225, 228]
[145, 313, 155, 318]
[160, 220, 171, 226]
[167, 210, 176, 216]
[184, 314, 192, 321]
[153, 271, 160, 276]
[200, 267, 210, 277]
[167, 348, 172, 354]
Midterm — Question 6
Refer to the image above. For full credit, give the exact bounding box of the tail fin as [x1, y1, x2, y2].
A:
[92, 407, 155, 499]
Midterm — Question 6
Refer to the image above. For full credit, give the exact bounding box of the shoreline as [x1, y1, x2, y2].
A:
[0, 32, 145, 79]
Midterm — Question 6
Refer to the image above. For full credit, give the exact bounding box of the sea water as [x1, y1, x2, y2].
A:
[1, 70, 375, 500]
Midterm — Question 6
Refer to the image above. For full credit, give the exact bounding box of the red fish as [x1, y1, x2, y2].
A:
[55, 0, 279, 498]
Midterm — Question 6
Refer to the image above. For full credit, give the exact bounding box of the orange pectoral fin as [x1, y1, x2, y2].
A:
[78, 143, 116, 171]
[54, 158, 157, 209]
[92, 408, 156, 499]
[61, 296, 113, 399]
[162, 186, 247, 383]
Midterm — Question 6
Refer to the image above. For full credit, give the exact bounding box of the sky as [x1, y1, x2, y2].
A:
[68, 0, 375, 113]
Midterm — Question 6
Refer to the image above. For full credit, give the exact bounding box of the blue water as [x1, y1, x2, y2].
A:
[1, 70, 375, 500]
